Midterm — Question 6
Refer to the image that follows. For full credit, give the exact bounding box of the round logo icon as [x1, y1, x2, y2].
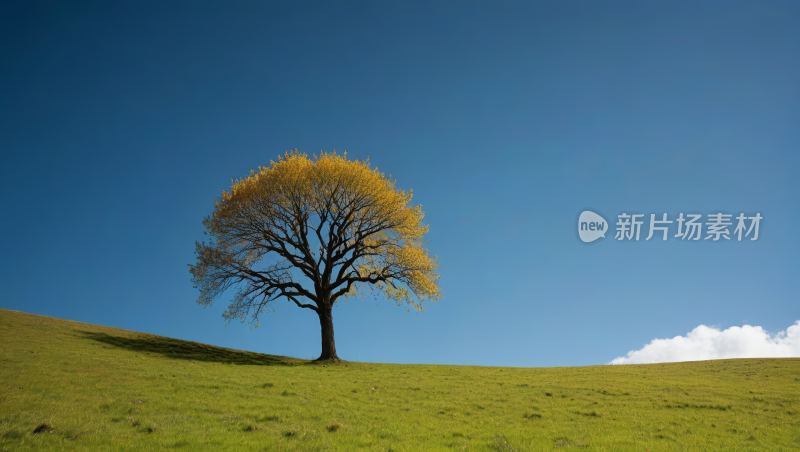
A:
[578, 210, 608, 243]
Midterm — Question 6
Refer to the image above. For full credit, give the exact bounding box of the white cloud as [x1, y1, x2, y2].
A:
[610, 321, 800, 365]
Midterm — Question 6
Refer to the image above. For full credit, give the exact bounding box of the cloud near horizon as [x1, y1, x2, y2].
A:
[610, 321, 800, 364]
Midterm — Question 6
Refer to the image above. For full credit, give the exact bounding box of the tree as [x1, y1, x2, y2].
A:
[188, 150, 442, 361]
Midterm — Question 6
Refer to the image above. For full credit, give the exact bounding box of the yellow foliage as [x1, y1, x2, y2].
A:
[199, 149, 442, 316]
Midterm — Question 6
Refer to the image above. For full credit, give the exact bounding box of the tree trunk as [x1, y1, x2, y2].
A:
[316, 304, 340, 361]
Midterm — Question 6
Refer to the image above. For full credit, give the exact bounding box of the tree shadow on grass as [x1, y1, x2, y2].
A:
[75, 330, 307, 367]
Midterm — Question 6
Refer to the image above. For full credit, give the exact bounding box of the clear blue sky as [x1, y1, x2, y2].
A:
[1, 1, 798, 367]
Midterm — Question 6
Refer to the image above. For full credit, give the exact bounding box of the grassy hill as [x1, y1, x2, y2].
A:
[1, 308, 798, 451]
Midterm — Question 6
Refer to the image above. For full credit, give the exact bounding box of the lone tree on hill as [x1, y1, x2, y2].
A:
[188, 150, 442, 361]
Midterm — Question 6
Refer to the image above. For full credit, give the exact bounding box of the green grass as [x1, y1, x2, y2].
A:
[1, 308, 799, 451]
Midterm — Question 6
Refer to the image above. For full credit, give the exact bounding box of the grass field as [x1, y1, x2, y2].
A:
[1, 308, 798, 451]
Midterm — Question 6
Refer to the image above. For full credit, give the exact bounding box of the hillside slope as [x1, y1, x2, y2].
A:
[1, 308, 799, 451]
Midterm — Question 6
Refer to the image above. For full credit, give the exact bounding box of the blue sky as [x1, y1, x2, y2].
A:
[1, 1, 798, 367]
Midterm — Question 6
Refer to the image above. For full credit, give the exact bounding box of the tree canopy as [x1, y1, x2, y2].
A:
[188, 150, 442, 360]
